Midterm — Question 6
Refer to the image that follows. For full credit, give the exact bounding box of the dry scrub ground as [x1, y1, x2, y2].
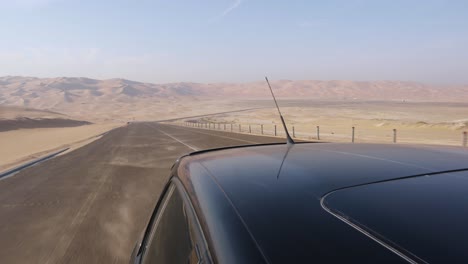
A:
[183, 100, 468, 147]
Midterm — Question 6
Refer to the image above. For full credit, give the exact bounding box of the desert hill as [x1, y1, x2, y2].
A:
[0, 105, 91, 132]
[1, 76, 467, 121]
[0, 105, 66, 120]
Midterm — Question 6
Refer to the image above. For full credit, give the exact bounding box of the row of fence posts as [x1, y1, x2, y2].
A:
[181, 122, 468, 147]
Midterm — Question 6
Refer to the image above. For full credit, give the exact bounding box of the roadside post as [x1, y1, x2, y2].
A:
[274, 125, 277, 136]
[463, 131, 467, 147]
[293, 126, 295, 138]
[261, 124, 264, 135]
[352, 126, 355, 143]
[317, 126, 320, 140]
[393, 129, 397, 143]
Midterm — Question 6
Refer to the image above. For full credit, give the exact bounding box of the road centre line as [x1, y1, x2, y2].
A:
[150, 125, 199, 151]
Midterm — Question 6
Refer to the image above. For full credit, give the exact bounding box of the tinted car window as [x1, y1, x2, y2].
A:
[143, 185, 196, 264]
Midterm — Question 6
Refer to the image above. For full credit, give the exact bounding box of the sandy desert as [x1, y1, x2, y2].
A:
[0, 106, 121, 171]
[1, 76, 468, 171]
[186, 100, 468, 146]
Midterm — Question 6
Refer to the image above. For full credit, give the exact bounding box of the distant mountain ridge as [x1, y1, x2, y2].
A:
[1, 76, 467, 121]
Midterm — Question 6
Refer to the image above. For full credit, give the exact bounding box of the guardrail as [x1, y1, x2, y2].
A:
[170, 121, 468, 147]
[0, 148, 69, 180]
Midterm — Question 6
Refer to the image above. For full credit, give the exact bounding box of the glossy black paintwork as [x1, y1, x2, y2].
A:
[181, 163, 267, 264]
[175, 143, 468, 263]
[324, 170, 468, 263]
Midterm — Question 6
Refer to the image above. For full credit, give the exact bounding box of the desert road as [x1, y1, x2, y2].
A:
[0, 122, 284, 264]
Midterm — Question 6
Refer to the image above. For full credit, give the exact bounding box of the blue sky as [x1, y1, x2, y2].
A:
[1, 0, 467, 84]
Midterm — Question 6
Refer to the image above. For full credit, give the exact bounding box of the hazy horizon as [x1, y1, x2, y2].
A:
[2, 75, 468, 86]
[1, 0, 468, 84]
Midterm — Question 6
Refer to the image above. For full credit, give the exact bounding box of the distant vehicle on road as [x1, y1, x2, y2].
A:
[130, 142, 468, 263]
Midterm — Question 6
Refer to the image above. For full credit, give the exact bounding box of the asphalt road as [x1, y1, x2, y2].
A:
[0, 122, 285, 264]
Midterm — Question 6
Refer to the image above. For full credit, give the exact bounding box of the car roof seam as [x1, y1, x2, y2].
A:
[320, 167, 468, 198]
[318, 168, 468, 263]
[320, 194, 424, 264]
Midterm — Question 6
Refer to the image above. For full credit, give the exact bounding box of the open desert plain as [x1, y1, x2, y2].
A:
[192, 99, 468, 146]
[0, 76, 467, 263]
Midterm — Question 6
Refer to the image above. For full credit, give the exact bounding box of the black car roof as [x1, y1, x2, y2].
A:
[177, 143, 468, 263]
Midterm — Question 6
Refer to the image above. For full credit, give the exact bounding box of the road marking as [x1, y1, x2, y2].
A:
[150, 125, 199, 151]
[167, 125, 259, 144]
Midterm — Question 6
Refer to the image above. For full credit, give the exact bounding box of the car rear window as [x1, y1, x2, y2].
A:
[322, 170, 468, 263]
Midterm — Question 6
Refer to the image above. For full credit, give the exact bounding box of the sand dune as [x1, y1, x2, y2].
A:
[0, 118, 92, 132]
[0, 123, 121, 172]
[0, 106, 92, 132]
[0, 105, 65, 119]
[1, 76, 468, 123]
[0, 105, 117, 171]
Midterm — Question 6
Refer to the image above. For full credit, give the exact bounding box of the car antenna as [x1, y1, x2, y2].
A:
[265, 76, 295, 145]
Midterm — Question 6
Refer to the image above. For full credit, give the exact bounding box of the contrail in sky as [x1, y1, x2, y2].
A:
[220, 0, 243, 17]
